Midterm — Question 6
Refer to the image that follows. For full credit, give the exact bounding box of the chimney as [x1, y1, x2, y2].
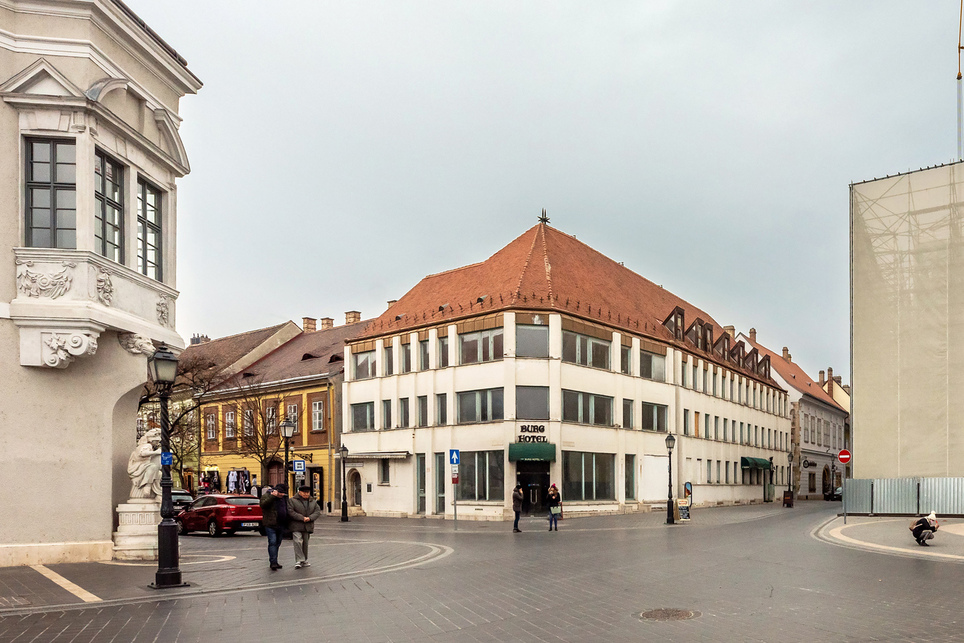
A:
[842, 384, 851, 394]
[346, 311, 361, 324]
[302, 317, 317, 333]
[833, 376, 842, 384]
[320, 317, 334, 330]
[818, 370, 825, 385]
[387, 300, 398, 308]
[190, 333, 210, 345]
[723, 325, 736, 337]
[749, 328, 756, 343]
[827, 366, 834, 382]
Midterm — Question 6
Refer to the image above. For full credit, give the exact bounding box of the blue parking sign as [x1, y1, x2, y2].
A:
[161, 452, 173, 466]
[449, 449, 460, 465]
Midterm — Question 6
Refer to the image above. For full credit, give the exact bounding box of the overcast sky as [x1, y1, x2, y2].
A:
[127, 1, 960, 383]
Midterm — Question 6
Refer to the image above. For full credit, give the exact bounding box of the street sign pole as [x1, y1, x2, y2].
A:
[838, 450, 851, 524]
[450, 450, 460, 532]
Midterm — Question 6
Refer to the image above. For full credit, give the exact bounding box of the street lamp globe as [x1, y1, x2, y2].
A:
[788, 451, 793, 464]
[280, 418, 295, 439]
[340, 444, 349, 457]
[147, 344, 178, 384]
[665, 433, 676, 451]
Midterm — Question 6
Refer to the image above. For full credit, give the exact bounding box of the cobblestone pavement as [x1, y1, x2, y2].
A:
[2, 502, 963, 642]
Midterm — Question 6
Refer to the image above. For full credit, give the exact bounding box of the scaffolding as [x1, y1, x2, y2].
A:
[851, 162, 964, 478]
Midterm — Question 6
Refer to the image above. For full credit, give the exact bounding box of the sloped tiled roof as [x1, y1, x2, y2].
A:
[363, 223, 722, 342]
[178, 321, 300, 379]
[227, 320, 371, 387]
[741, 335, 845, 413]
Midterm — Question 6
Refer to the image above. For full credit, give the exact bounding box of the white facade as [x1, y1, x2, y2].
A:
[0, 0, 200, 566]
[343, 312, 791, 520]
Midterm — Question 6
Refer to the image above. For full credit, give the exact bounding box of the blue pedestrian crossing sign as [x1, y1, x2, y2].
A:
[292, 460, 306, 472]
[449, 450, 460, 465]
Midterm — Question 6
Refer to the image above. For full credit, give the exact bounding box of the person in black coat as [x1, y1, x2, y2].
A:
[911, 512, 938, 546]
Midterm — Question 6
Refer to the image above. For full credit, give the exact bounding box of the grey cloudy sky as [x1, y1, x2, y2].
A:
[127, 1, 959, 383]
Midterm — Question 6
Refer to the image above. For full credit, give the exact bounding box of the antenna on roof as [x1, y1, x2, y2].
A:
[538, 208, 550, 224]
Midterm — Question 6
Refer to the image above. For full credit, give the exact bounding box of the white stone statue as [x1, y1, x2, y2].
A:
[128, 428, 162, 499]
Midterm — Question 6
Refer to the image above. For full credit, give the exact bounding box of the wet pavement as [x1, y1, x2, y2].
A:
[1, 501, 962, 642]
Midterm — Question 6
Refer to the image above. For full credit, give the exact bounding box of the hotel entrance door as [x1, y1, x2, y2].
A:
[516, 461, 550, 515]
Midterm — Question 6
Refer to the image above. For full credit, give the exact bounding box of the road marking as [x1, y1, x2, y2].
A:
[30, 565, 101, 603]
[823, 519, 964, 562]
[99, 554, 236, 567]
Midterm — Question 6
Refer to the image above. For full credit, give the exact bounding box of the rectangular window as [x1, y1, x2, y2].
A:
[399, 398, 410, 428]
[224, 411, 236, 439]
[400, 343, 412, 373]
[94, 150, 123, 262]
[620, 345, 631, 374]
[740, 422, 745, 444]
[684, 409, 690, 436]
[383, 345, 394, 376]
[456, 450, 504, 501]
[243, 409, 254, 436]
[436, 393, 447, 425]
[353, 350, 375, 380]
[723, 418, 729, 442]
[692, 365, 698, 390]
[25, 138, 76, 249]
[417, 395, 428, 427]
[562, 390, 612, 426]
[516, 324, 549, 358]
[266, 406, 277, 434]
[287, 404, 299, 434]
[725, 461, 731, 484]
[379, 459, 390, 484]
[516, 386, 549, 421]
[702, 368, 708, 393]
[809, 472, 817, 493]
[622, 399, 634, 429]
[562, 451, 616, 501]
[457, 388, 504, 424]
[438, 336, 450, 368]
[625, 454, 636, 500]
[704, 414, 710, 438]
[459, 328, 504, 364]
[382, 400, 392, 429]
[713, 372, 718, 396]
[714, 416, 719, 440]
[641, 402, 667, 432]
[435, 452, 446, 513]
[682, 364, 688, 387]
[136, 178, 162, 279]
[205, 413, 217, 440]
[310, 401, 323, 432]
[706, 460, 712, 484]
[562, 331, 611, 369]
[352, 402, 375, 431]
[419, 340, 430, 370]
[639, 351, 665, 381]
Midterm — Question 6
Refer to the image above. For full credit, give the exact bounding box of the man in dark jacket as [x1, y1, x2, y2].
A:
[512, 485, 524, 533]
[260, 483, 288, 570]
[288, 485, 322, 568]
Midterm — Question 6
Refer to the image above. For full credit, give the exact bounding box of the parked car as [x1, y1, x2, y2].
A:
[171, 489, 194, 512]
[175, 494, 263, 536]
[824, 486, 842, 501]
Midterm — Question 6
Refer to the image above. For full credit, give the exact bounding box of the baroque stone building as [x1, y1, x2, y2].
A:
[0, 0, 200, 566]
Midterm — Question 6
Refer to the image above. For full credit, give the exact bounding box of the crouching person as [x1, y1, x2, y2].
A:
[911, 512, 939, 546]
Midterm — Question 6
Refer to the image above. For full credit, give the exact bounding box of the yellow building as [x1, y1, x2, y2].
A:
[198, 315, 368, 510]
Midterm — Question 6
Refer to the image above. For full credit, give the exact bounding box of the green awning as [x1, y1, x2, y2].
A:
[741, 457, 772, 470]
[508, 442, 557, 462]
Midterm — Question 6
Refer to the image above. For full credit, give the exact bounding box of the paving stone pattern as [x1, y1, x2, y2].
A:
[2, 504, 963, 642]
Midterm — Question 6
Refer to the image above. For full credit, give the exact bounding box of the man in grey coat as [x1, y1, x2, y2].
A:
[288, 485, 322, 568]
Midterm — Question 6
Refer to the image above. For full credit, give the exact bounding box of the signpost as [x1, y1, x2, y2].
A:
[838, 449, 851, 523]
[450, 450, 460, 530]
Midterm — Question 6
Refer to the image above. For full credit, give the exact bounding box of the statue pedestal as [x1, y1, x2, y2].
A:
[113, 499, 161, 561]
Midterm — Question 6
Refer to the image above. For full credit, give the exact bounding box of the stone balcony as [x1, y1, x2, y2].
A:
[11, 248, 181, 368]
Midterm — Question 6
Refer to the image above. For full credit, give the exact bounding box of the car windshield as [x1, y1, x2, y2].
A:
[225, 497, 260, 506]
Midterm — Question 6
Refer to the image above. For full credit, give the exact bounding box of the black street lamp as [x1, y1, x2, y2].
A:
[340, 444, 349, 522]
[148, 344, 187, 589]
[665, 433, 676, 525]
[787, 451, 793, 494]
[280, 418, 295, 493]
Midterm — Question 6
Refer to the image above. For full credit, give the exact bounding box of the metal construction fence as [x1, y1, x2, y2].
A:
[843, 477, 964, 516]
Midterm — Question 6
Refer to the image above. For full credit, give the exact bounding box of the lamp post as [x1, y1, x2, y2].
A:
[787, 451, 793, 494]
[148, 344, 187, 589]
[665, 433, 676, 525]
[340, 444, 349, 522]
[280, 418, 295, 493]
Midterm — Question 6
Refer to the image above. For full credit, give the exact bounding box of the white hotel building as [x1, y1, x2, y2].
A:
[341, 223, 791, 519]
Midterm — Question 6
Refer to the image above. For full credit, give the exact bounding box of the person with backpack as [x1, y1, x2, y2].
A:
[911, 512, 939, 546]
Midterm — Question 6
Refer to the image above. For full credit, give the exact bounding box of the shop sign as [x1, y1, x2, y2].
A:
[518, 424, 548, 443]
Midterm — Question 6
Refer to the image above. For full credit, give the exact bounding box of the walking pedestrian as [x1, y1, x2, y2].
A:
[260, 483, 288, 570]
[911, 511, 939, 546]
[288, 485, 321, 568]
[512, 484, 524, 533]
[546, 484, 561, 532]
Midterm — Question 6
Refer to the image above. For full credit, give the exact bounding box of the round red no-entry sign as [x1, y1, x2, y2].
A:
[838, 449, 852, 464]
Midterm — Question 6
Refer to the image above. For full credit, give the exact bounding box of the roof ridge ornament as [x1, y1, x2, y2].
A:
[538, 209, 550, 224]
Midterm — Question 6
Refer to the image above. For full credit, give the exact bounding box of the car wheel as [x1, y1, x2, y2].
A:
[176, 520, 188, 536]
[207, 520, 221, 537]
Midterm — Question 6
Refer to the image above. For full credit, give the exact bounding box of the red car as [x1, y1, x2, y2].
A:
[175, 494, 263, 537]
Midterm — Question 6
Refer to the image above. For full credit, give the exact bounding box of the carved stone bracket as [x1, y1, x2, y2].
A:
[156, 296, 171, 327]
[41, 331, 98, 368]
[16, 260, 75, 299]
[118, 332, 155, 355]
[96, 268, 114, 306]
